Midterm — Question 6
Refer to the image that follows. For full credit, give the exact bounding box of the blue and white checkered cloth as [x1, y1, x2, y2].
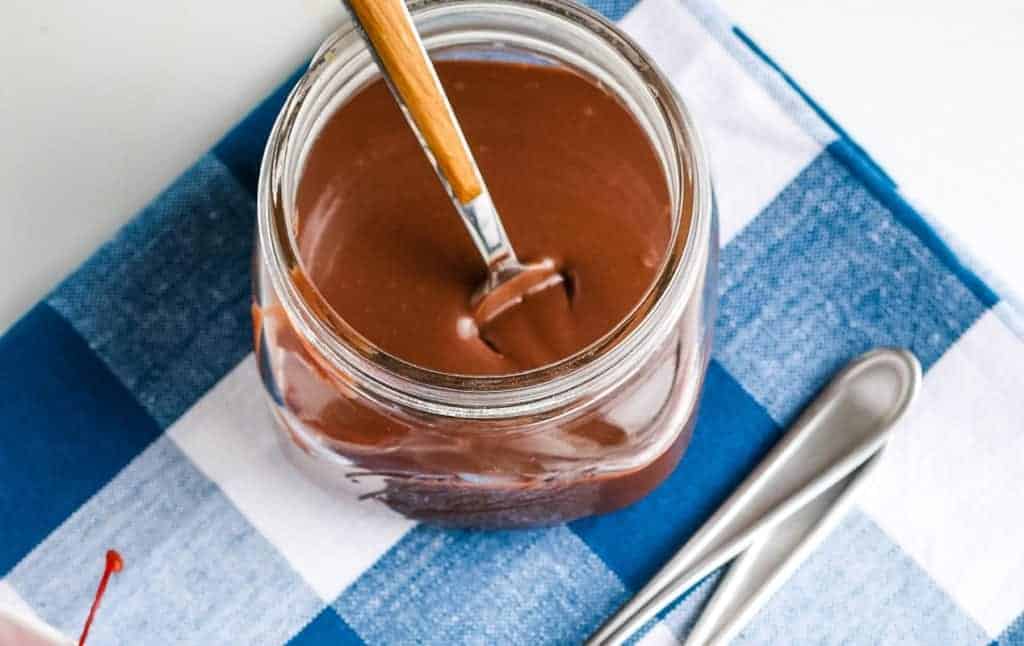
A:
[3, 0, 1024, 644]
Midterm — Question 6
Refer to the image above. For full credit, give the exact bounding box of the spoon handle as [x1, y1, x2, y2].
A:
[345, 0, 482, 204]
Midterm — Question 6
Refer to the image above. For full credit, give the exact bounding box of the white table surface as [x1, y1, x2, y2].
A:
[2, 0, 1022, 333]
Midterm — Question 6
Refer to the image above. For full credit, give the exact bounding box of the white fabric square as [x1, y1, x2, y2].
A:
[858, 311, 1024, 636]
[0, 580, 70, 646]
[0, 581, 36, 619]
[169, 356, 415, 602]
[621, 0, 825, 245]
[637, 622, 682, 645]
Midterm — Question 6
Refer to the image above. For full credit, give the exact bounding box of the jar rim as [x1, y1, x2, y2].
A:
[257, 0, 713, 418]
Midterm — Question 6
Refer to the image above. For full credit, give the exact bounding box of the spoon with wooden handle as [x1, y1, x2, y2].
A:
[343, 0, 570, 341]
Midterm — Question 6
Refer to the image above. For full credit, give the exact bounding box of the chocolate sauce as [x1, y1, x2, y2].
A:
[258, 58, 703, 527]
[296, 59, 673, 374]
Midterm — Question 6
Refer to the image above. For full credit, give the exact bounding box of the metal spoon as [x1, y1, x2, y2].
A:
[586, 348, 922, 645]
[342, 0, 565, 326]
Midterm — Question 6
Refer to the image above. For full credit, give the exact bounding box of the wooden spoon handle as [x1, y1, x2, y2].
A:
[346, 0, 483, 203]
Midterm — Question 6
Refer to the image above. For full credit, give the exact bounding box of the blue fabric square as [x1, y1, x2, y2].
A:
[582, 0, 641, 21]
[47, 155, 256, 428]
[715, 151, 988, 424]
[571, 360, 780, 591]
[334, 525, 627, 645]
[288, 607, 363, 645]
[7, 436, 323, 645]
[996, 612, 1024, 645]
[0, 303, 161, 575]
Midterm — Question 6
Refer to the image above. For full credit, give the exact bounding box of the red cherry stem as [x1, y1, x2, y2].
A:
[78, 550, 123, 646]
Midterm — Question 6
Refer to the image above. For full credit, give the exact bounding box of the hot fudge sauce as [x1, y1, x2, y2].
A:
[296, 60, 674, 374]
[254, 30, 716, 527]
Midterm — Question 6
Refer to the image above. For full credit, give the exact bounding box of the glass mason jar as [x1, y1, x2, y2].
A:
[253, 0, 718, 528]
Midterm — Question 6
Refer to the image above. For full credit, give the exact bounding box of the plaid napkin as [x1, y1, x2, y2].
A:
[3, 0, 1024, 644]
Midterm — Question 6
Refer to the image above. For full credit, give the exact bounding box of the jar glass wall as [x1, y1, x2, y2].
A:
[253, 0, 718, 527]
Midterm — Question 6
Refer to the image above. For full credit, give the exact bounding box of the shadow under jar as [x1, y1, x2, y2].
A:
[253, 0, 718, 528]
